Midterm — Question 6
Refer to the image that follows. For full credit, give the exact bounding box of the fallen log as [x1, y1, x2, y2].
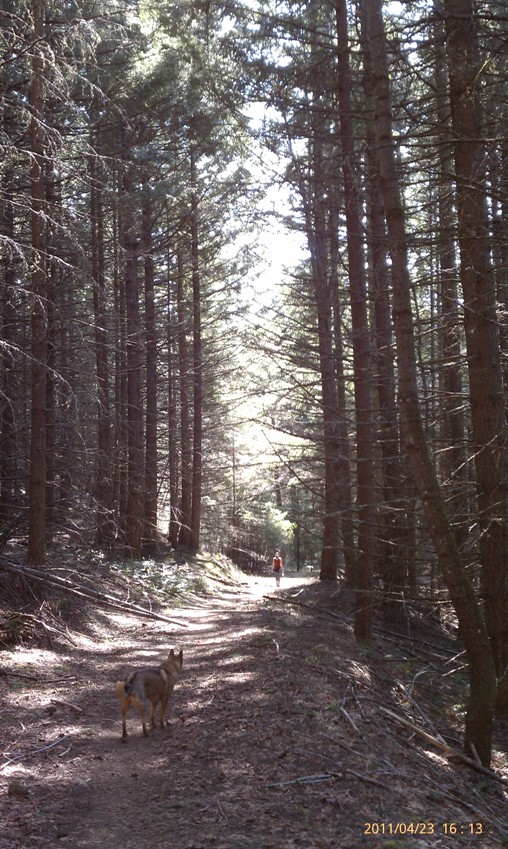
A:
[0, 556, 188, 628]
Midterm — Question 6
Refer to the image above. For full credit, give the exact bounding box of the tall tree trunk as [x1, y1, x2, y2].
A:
[189, 148, 202, 552]
[497, 140, 508, 393]
[304, 30, 340, 581]
[0, 128, 17, 517]
[90, 141, 114, 549]
[433, 8, 467, 556]
[143, 190, 158, 555]
[44, 155, 57, 539]
[329, 214, 355, 584]
[361, 1, 408, 626]
[113, 178, 128, 549]
[121, 140, 143, 558]
[124, 229, 143, 558]
[167, 230, 179, 549]
[307, 160, 340, 582]
[443, 0, 508, 701]
[362, 0, 497, 766]
[27, 0, 47, 565]
[177, 245, 192, 548]
[335, 0, 375, 639]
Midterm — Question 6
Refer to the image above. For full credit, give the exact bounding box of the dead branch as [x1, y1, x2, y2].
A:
[50, 698, 82, 715]
[0, 669, 39, 681]
[379, 706, 508, 784]
[265, 768, 386, 789]
[0, 556, 188, 628]
[263, 593, 350, 628]
[338, 705, 361, 735]
[1, 736, 71, 771]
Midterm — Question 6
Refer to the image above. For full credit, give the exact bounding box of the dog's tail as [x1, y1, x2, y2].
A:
[115, 674, 143, 701]
[115, 680, 127, 700]
[121, 672, 148, 704]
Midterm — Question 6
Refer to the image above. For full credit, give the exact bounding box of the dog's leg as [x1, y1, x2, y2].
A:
[160, 693, 169, 728]
[121, 699, 129, 742]
[133, 698, 148, 737]
[150, 699, 158, 730]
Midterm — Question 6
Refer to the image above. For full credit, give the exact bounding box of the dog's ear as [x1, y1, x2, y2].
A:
[178, 649, 183, 664]
[169, 649, 175, 658]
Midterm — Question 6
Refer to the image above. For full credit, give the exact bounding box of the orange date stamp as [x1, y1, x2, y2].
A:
[363, 821, 484, 837]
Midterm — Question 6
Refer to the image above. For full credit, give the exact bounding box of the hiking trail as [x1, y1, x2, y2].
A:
[1, 571, 507, 848]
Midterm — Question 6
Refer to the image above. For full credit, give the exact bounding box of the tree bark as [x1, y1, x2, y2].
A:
[329, 216, 355, 585]
[443, 0, 508, 697]
[0, 115, 17, 517]
[27, 0, 47, 565]
[177, 245, 192, 548]
[190, 148, 202, 552]
[361, 2, 409, 627]
[362, 0, 497, 766]
[143, 189, 158, 555]
[121, 138, 144, 558]
[307, 156, 340, 583]
[90, 140, 114, 549]
[166, 225, 179, 549]
[335, 0, 375, 640]
[433, 10, 467, 551]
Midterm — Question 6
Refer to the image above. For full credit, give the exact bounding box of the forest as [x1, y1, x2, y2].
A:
[1, 0, 508, 771]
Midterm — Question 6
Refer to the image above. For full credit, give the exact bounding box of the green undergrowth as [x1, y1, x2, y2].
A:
[104, 550, 244, 607]
[0, 546, 245, 648]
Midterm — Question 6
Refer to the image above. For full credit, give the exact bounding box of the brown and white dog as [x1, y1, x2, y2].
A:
[115, 649, 183, 742]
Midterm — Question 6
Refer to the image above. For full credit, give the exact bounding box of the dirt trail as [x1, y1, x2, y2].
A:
[1, 574, 507, 848]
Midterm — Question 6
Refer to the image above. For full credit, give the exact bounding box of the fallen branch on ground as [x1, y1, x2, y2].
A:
[263, 593, 350, 627]
[1, 736, 71, 771]
[0, 556, 188, 628]
[379, 707, 507, 784]
[50, 698, 82, 715]
[265, 768, 386, 789]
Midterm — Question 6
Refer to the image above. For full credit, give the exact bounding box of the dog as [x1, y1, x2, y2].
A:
[115, 648, 183, 742]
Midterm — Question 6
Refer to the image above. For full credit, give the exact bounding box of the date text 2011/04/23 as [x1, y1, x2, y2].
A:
[363, 822, 484, 836]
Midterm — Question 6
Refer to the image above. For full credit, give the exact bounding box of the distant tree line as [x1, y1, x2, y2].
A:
[1, 0, 253, 561]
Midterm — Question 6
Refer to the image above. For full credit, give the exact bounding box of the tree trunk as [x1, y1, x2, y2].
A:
[167, 229, 179, 549]
[90, 141, 114, 550]
[0, 137, 17, 517]
[329, 217, 355, 584]
[44, 154, 57, 539]
[433, 10, 467, 551]
[304, 29, 340, 582]
[335, 0, 375, 640]
[308, 168, 340, 583]
[27, 0, 47, 566]
[143, 190, 158, 555]
[190, 148, 202, 552]
[177, 245, 192, 548]
[121, 141, 144, 558]
[362, 0, 497, 766]
[113, 178, 128, 550]
[124, 234, 143, 556]
[361, 2, 408, 627]
[443, 0, 508, 698]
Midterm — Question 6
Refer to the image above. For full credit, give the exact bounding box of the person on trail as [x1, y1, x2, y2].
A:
[272, 551, 284, 587]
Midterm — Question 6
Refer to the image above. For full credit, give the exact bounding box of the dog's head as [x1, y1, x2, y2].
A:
[166, 648, 183, 673]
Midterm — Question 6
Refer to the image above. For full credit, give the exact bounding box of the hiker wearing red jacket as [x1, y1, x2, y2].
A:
[272, 551, 284, 587]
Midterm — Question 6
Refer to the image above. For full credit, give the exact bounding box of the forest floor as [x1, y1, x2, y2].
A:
[1, 558, 508, 849]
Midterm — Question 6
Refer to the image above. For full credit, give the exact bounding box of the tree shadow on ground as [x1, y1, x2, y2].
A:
[0, 578, 507, 848]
